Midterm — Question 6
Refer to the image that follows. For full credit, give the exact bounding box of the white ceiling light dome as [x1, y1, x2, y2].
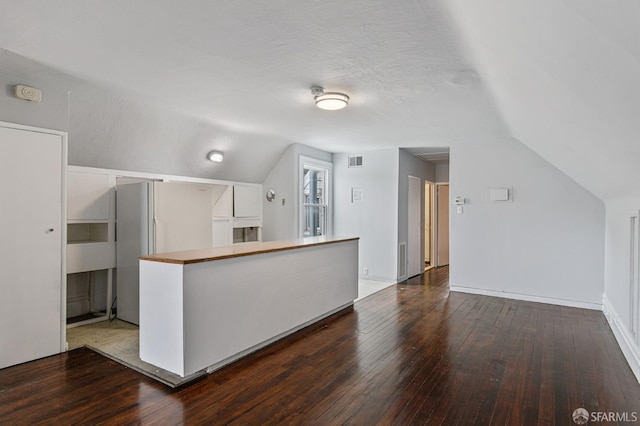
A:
[311, 86, 349, 110]
[208, 151, 224, 162]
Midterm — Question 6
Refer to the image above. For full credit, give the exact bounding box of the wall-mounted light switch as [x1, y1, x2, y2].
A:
[457, 206, 463, 214]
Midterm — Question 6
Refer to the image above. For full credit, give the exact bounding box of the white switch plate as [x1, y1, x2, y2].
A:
[457, 206, 463, 214]
[489, 187, 511, 202]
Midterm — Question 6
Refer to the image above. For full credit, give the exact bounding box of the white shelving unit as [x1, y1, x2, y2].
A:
[212, 184, 264, 245]
[232, 184, 263, 243]
[64, 166, 263, 329]
[66, 169, 116, 327]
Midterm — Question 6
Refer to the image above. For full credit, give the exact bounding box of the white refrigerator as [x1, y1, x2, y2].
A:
[116, 181, 214, 325]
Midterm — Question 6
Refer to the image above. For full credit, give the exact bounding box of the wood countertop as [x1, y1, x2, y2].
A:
[139, 236, 359, 265]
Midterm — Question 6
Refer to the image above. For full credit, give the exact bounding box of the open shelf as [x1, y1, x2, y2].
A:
[66, 270, 111, 327]
[67, 223, 108, 244]
[233, 227, 259, 244]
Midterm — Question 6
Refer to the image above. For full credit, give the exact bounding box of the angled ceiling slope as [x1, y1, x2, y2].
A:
[446, 0, 640, 201]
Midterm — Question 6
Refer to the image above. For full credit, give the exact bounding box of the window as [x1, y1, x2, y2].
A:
[300, 157, 332, 237]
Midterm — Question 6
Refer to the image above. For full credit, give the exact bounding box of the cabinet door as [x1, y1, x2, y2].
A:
[0, 124, 64, 369]
[67, 171, 110, 220]
[233, 185, 262, 218]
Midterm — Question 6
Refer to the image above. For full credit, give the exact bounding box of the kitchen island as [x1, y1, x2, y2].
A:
[139, 236, 359, 377]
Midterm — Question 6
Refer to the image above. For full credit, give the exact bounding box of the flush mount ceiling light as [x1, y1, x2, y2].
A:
[311, 86, 349, 111]
[208, 151, 224, 162]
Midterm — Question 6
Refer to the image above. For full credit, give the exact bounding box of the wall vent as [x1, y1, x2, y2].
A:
[348, 156, 363, 168]
[398, 242, 407, 280]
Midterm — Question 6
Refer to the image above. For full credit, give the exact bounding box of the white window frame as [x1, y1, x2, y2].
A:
[299, 156, 333, 237]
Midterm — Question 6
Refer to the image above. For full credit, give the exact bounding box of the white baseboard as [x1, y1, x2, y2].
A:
[602, 295, 640, 383]
[359, 274, 397, 283]
[449, 285, 602, 310]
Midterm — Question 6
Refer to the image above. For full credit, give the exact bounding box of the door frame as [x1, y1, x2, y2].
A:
[0, 121, 68, 352]
[299, 156, 333, 237]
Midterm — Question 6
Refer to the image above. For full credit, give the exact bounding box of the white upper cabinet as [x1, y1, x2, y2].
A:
[67, 171, 110, 221]
[233, 184, 262, 218]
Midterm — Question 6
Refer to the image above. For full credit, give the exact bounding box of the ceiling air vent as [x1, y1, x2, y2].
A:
[348, 156, 363, 168]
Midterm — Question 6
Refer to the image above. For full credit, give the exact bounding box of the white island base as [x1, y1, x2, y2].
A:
[139, 236, 358, 377]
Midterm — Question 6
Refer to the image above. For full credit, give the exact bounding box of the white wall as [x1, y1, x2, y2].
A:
[334, 149, 399, 282]
[0, 49, 70, 132]
[603, 195, 640, 380]
[262, 143, 333, 241]
[450, 137, 605, 309]
[398, 149, 436, 278]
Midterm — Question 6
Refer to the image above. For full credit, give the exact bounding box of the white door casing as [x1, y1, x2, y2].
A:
[425, 182, 432, 264]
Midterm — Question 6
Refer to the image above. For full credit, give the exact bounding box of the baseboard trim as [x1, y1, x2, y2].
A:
[602, 295, 640, 383]
[359, 275, 397, 283]
[449, 285, 602, 310]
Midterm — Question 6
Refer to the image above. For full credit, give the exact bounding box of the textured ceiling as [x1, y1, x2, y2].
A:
[0, 0, 506, 156]
[2, 1, 636, 199]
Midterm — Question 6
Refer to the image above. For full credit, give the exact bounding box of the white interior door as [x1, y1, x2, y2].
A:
[0, 124, 64, 369]
[437, 184, 450, 266]
[407, 176, 422, 278]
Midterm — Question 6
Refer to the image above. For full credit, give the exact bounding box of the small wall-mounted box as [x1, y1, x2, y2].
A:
[454, 196, 465, 205]
[14, 84, 42, 102]
[489, 187, 512, 202]
[351, 187, 363, 203]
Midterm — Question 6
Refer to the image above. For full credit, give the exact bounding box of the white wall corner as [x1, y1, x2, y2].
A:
[602, 294, 640, 383]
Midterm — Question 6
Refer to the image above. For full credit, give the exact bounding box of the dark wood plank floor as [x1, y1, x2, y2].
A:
[2, 266, 639, 425]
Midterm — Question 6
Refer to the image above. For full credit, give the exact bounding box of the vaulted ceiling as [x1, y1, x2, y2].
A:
[0, 1, 637, 199]
[448, 0, 640, 201]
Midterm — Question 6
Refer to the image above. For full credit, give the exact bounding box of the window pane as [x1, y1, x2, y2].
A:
[303, 168, 325, 205]
[303, 205, 326, 237]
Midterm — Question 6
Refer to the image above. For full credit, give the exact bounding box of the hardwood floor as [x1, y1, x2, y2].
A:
[1, 266, 639, 425]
